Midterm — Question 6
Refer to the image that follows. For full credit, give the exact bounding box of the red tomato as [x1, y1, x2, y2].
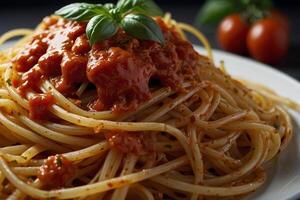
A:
[247, 18, 289, 64]
[217, 14, 250, 54]
[270, 9, 289, 34]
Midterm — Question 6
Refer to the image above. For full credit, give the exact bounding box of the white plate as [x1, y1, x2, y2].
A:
[1, 42, 300, 200]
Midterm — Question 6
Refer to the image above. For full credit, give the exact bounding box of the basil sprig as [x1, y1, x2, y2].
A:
[55, 0, 164, 45]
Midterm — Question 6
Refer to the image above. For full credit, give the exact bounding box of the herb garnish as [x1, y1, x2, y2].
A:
[55, 0, 164, 45]
[6, 79, 11, 86]
[56, 155, 62, 167]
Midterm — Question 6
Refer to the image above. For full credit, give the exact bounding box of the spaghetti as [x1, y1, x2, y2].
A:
[0, 11, 297, 200]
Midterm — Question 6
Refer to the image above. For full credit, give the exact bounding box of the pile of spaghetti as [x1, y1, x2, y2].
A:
[0, 7, 298, 200]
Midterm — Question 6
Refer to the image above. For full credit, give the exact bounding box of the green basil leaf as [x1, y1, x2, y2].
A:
[86, 15, 118, 45]
[195, 0, 238, 25]
[121, 13, 165, 44]
[117, 0, 163, 16]
[109, 8, 121, 21]
[55, 3, 90, 16]
[55, 3, 108, 21]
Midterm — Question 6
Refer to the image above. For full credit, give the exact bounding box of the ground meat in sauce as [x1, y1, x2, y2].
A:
[105, 131, 154, 155]
[13, 16, 201, 115]
[38, 154, 75, 188]
[17, 67, 43, 97]
[87, 47, 154, 113]
[28, 93, 55, 120]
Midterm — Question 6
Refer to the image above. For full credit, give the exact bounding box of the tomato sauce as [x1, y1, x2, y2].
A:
[87, 46, 155, 113]
[13, 16, 200, 116]
[28, 93, 55, 120]
[17, 67, 43, 97]
[105, 131, 154, 155]
[38, 154, 75, 188]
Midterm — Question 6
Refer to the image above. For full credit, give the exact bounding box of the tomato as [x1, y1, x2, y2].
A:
[247, 18, 289, 64]
[270, 9, 289, 34]
[217, 14, 250, 54]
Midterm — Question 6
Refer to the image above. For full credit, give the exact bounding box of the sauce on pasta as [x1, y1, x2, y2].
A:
[13, 17, 200, 115]
[38, 154, 75, 188]
[28, 93, 55, 120]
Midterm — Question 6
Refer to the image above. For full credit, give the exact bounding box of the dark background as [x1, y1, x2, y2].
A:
[0, 0, 300, 80]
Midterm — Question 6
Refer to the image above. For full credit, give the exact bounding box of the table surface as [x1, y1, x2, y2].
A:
[1, 4, 300, 80]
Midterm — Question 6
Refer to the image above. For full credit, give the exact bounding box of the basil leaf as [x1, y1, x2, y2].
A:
[196, 0, 238, 25]
[55, 3, 108, 21]
[55, 3, 92, 15]
[117, 0, 163, 16]
[86, 15, 118, 45]
[121, 14, 164, 44]
[56, 1, 166, 45]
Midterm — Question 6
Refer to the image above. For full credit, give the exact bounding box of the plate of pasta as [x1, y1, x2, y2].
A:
[196, 47, 300, 200]
[0, 1, 300, 200]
